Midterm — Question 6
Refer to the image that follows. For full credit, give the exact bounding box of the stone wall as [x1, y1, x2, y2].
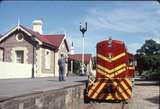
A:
[41, 47, 55, 75]
[0, 84, 85, 109]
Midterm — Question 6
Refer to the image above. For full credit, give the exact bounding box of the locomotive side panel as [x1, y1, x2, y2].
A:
[127, 53, 135, 77]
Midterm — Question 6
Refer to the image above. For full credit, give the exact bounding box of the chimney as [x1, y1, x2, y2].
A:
[32, 20, 43, 34]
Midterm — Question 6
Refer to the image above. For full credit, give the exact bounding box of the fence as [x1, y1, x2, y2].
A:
[0, 62, 32, 79]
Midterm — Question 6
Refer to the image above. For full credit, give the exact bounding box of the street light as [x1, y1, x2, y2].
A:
[80, 22, 87, 75]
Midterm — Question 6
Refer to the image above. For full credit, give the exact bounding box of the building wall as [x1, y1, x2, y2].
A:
[55, 40, 69, 77]
[0, 30, 34, 64]
[0, 62, 32, 79]
[0, 29, 69, 78]
[35, 47, 42, 76]
[40, 46, 55, 77]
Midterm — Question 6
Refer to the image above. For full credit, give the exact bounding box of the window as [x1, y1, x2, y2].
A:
[16, 33, 24, 42]
[16, 50, 24, 63]
[0, 49, 3, 62]
[45, 50, 50, 69]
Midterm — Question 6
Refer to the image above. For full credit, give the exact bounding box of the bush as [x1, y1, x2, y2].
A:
[141, 69, 160, 80]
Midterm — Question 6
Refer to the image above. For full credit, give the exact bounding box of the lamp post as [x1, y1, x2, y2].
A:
[158, 49, 160, 109]
[31, 36, 36, 78]
[80, 22, 87, 75]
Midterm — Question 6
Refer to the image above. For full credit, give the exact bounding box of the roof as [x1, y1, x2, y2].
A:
[20, 25, 67, 49]
[0, 25, 69, 51]
[43, 35, 69, 51]
[68, 54, 92, 64]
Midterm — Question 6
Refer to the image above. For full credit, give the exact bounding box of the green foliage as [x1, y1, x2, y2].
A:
[136, 39, 160, 79]
[73, 61, 81, 74]
[68, 60, 81, 75]
[141, 69, 160, 80]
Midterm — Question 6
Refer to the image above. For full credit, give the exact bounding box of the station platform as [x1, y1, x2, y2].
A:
[0, 76, 88, 101]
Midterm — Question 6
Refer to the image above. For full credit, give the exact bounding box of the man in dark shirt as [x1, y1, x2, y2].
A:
[58, 54, 65, 81]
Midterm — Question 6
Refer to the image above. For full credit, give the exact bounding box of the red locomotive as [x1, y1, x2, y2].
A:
[85, 38, 136, 102]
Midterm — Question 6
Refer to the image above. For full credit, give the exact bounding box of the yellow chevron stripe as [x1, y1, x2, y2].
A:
[125, 78, 132, 86]
[97, 52, 126, 62]
[88, 81, 100, 96]
[97, 69, 111, 78]
[112, 52, 126, 61]
[97, 54, 111, 62]
[97, 67, 126, 78]
[92, 82, 106, 99]
[114, 68, 126, 77]
[97, 64, 126, 74]
[118, 86, 128, 99]
[113, 81, 118, 86]
[120, 81, 131, 96]
[128, 67, 135, 70]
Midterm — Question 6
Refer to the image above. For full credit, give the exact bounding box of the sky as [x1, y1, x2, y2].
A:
[0, 1, 160, 56]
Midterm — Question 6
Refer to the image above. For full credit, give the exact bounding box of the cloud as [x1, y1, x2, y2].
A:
[82, 2, 160, 54]
[66, 33, 83, 53]
[85, 5, 160, 35]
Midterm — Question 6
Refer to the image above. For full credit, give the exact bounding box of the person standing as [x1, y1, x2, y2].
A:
[58, 54, 65, 81]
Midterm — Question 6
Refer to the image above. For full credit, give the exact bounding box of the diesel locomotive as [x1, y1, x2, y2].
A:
[85, 38, 135, 102]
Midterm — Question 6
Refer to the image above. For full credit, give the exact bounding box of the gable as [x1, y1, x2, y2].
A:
[59, 38, 69, 52]
[0, 25, 31, 42]
[0, 29, 34, 48]
[58, 39, 69, 53]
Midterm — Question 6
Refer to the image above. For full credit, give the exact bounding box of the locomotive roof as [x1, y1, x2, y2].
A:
[127, 52, 135, 59]
[97, 39, 124, 45]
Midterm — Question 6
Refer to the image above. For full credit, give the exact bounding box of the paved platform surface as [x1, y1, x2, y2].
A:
[0, 76, 87, 101]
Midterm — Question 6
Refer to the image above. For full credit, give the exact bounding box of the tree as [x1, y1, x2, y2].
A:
[68, 60, 81, 75]
[136, 39, 160, 79]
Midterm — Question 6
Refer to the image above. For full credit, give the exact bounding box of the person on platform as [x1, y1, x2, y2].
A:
[58, 54, 66, 81]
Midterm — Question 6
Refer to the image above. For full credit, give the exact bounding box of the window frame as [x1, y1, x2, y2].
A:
[15, 50, 24, 64]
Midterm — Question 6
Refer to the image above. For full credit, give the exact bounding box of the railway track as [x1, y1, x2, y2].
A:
[83, 101, 128, 109]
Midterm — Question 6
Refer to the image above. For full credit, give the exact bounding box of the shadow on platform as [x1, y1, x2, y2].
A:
[145, 96, 160, 104]
[135, 81, 159, 86]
